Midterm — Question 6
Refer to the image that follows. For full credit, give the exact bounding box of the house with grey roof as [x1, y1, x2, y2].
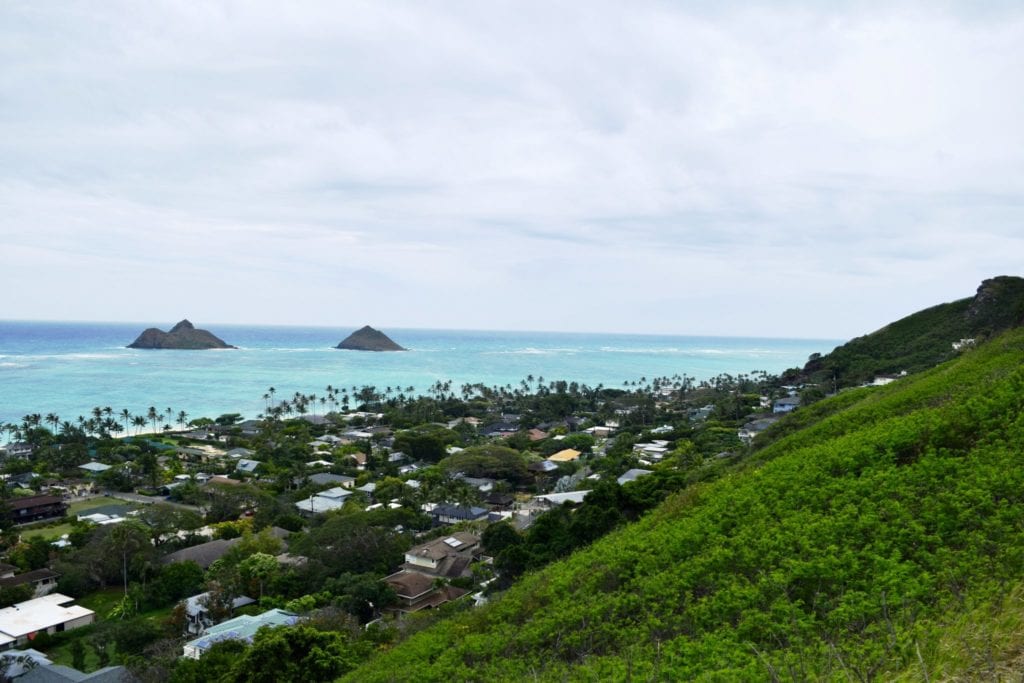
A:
[182, 592, 256, 636]
[773, 396, 801, 414]
[294, 487, 353, 515]
[616, 468, 654, 486]
[235, 459, 261, 475]
[182, 609, 298, 659]
[78, 462, 112, 475]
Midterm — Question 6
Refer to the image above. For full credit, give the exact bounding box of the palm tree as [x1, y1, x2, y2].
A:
[120, 409, 132, 434]
[132, 415, 146, 436]
[177, 411, 189, 431]
[45, 413, 60, 434]
[146, 407, 159, 435]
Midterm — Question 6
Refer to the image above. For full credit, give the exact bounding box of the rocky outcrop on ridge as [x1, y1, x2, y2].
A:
[127, 320, 236, 349]
[336, 326, 406, 352]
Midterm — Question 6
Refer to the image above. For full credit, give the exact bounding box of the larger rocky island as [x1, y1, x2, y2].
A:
[335, 325, 406, 351]
[127, 320, 236, 349]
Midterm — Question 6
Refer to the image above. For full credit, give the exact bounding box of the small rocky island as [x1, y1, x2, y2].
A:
[336, 325, 406, 352]
[127, 320, 236, 350]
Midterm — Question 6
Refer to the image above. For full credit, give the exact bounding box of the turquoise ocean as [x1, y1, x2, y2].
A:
[0, 321, 842, 427]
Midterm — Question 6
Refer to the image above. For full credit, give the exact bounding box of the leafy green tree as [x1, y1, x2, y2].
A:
[481, 521, 522, 556]
[238, 552, 278, 600]
[0, 583, 33, 607]
[392, 425, 458, 462]
[69, 638, 87, 670]
[148, 560, 204, 607]
[230, 625, 358, 682]
[171, 639, 249, 682]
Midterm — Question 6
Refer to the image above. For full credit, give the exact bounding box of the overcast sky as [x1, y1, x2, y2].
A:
[2, 2, 1023, 339]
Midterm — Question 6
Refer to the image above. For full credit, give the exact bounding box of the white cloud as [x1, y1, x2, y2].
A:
[1, 1, 1023, 337]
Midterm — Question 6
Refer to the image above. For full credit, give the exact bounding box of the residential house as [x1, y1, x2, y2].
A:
[294, 487, 353, 515]
[455, 475, 495, 493]
[533, 491, 590, 507]
[4, 443, 33, 459]
[0, 568, 60, 598]
[225, 448, 253, 460]
[182, 609, 298, 659]
[773, 397, 801, 414]
[526, 428, 548, 441]
[738, 417, 778, 444]
[383, 532, 480, 614]
[293, 473, 354, 489]
[483, 491, 515, 510]
[235, 459, 261, 475]
[429, 504, 488, 526]
[1, 648, 131, 682]
[182, 592, 256, 636]
[383, 572, 469, 614]
[402, 532, 481, 578]
[480, 422, 517, 438]
[546, 449, 582, 463]
[7, 496, 67, 524]
[0, 594, 94, 651]
[344, 452, 367, 469]
[161, 539, 240, 570]
[205, 475, 241, 487]
[527, 460, 559, 474]
[633, 441, 670, 462]
[78, 462, 111, 476]
[583, 425, 615, 438]
[616, 469, 653, 486]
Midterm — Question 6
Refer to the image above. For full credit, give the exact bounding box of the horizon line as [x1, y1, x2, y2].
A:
[0, 317, 846, 344]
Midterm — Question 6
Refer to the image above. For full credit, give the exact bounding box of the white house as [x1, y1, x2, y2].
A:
[0, 594, 94, 651]
[294, 487, 353, 515]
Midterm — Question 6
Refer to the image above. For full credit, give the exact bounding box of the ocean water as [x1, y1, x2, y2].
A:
[0, 321, 842, 427]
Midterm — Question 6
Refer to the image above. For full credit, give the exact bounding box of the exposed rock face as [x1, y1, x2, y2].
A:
[336, 325, 406, 352]
[127, 320, 236, 349]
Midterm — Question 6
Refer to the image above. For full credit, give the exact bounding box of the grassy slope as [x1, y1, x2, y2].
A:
[344, 329, 1024, 681]
[805, 275, 1024, 386]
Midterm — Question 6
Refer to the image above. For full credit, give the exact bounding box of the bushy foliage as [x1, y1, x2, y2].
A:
[343, 328, 1024, 681]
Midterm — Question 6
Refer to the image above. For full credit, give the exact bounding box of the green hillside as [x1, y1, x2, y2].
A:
[803, 275, 1024, 387]
[344, 328, 1024, 681]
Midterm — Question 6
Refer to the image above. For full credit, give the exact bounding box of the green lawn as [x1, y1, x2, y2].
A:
[20, 497, 140, 540]
[67, 496, 132, 517]
[78, 588, 126, 616]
